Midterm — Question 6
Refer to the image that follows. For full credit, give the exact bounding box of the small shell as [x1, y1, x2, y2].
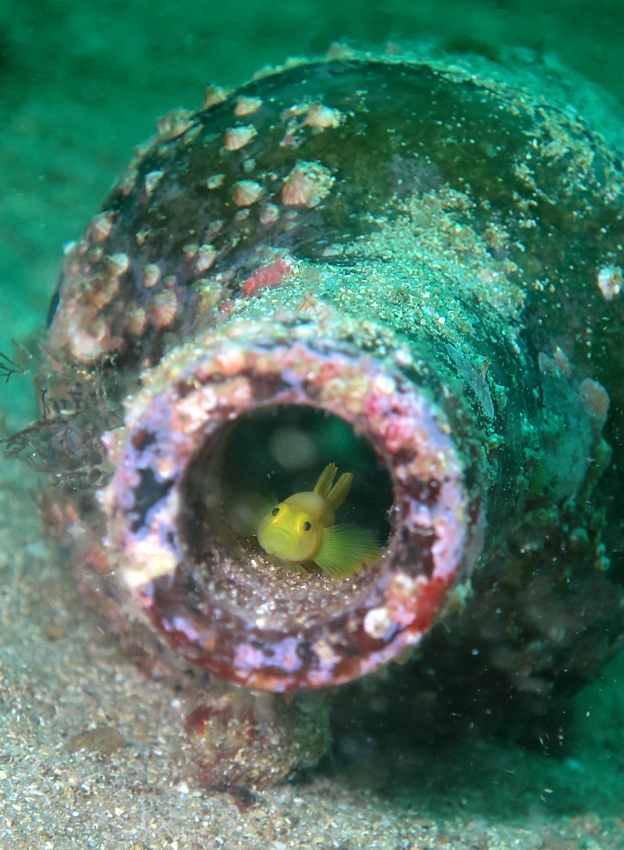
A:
[206, 174, 225, 189]
[597, 265, 622, 300]
[259, 203, 280, 226]
[91, 212, 115, 244]
[232, 180, 264, 207]
[183, 123, 203, 146]
[235, 96, 263, 117]
[142, 263, 161, 289]
[89, 276, 120, 311]
[156, 110, 194, 141]
[118, 167, 138, 197]
[87, 247, 103, 263]
[304, 103, 344, 130]
[197, 279, 222, 312]
[127, 306, 147, 336]
[152, 290, 178, 330]
[182, 243, 199, 260]
[106, 253, 130, 277]
[70, 317, 110, 363]
[206, 220, 224, 239]
[281, 161, 335, 208]
[374, 374, 397, 395]
[224, 125, 257, 152]
[135, 225, 151, 246]
[145, 170, 165, 196]
[202, 85, 230, 108]
[363, 607, 393, 640]
[196, 244, 218, 272]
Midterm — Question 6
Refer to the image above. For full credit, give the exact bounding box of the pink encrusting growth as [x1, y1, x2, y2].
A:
[242, 257, 294, 296]
[100, 320, 470, 691]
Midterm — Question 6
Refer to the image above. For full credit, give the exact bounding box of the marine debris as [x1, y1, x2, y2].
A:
[9, 47, 624, 785]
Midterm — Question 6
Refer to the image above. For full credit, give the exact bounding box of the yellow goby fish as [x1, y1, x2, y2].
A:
[257, 463, 381, 579]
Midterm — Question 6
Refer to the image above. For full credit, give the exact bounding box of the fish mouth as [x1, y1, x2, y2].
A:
[261, 528, 294, 557]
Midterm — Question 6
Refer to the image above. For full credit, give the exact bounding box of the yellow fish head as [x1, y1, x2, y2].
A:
[257, 499, 323, 563]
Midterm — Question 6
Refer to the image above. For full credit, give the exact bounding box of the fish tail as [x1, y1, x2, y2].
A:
[314, 523, 381, 579]
[327, 472, 353, 510]
[313, 462, 338, 498]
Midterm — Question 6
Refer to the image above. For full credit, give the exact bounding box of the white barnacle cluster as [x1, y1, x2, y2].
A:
[281, 161, 335, 208]
[597, 264, 622, 301]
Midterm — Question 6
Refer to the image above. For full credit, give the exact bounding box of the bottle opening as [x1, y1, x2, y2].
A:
[221, 404, 393, 550]
[178, 404, 394, 633]
[105, 329, 468, 689]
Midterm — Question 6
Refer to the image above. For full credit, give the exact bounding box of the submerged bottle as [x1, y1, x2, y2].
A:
[9, 46, 624, 778]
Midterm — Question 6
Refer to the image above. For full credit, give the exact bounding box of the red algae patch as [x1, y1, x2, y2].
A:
[242, 257, 293, 296]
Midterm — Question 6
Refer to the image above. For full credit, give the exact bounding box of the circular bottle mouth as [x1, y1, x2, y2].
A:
[101, 323, 469, 690]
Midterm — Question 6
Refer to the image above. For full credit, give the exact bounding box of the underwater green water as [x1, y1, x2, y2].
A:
[1, 0, 624, 830]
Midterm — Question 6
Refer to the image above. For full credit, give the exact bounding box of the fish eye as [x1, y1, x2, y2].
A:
[302, 521, 312, 531]
[271, 507, 280, 516]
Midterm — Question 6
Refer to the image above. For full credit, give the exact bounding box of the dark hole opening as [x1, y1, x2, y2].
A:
[178, 404, 394, 629]
[220, 405, 393, 545]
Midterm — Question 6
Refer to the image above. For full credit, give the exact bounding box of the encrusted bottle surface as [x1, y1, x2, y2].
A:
[9, 48, 624, 780]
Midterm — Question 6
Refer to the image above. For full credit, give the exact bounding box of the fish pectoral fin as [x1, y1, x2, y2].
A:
[251, 490, 279, 528]
[313, 462, 338, 498]
[267, 555, 311, 577]
[258, 490, 279, 518]
[314, 524, 381, 579]
[229, 490, 278, 537]
[285, 560, 312, 577]
[327, 472, 353, 510]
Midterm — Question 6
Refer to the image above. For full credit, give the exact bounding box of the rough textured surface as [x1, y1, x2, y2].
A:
[13, 53, 623, 731]
[3, 462, 624, 847]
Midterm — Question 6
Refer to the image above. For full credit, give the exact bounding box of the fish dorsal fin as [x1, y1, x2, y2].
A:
[313, 462, 338, 498]
[327, 472, 353, 511]
[314, 524, 381, 579]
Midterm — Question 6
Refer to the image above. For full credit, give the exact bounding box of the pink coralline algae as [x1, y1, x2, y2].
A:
[242, 257, 293, 296]
[7, 49, 624, 784]
[99, 329, 465, 690]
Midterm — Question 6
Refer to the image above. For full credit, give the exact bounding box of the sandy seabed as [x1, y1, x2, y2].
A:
[0, 468, 619, 847]
[0, 466, 623, 848]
